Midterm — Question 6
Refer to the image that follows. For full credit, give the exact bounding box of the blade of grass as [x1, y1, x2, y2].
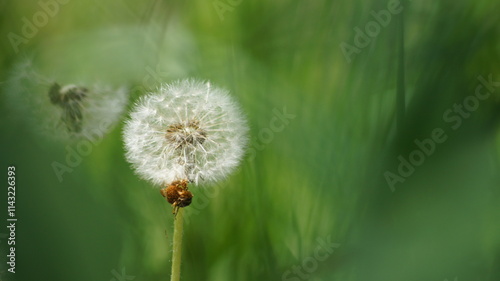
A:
[396, 4, 406, 134]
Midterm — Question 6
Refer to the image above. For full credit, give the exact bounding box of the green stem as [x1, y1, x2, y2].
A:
[396, 5, 406, 134]
[171, 208, 184, 281]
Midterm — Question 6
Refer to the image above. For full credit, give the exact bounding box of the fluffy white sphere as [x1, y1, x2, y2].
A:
[5, 58, 128, 142]
[123, 79, 248, 187]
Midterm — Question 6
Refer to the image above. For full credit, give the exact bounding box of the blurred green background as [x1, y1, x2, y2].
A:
[1, 0, 499, 280]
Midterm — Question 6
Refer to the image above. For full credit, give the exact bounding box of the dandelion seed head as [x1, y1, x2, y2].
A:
[123, 79, 248, 187]
[4, 58, 129, 142]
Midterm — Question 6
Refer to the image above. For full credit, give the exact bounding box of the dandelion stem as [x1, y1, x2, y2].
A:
[171, 207, 184, 281]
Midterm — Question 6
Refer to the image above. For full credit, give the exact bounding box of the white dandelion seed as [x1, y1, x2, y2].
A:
[4, 58, 128, 142]
[123, 79, 248, 187]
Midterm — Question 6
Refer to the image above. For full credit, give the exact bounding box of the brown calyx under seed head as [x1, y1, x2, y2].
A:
[160, 179, 193, 214]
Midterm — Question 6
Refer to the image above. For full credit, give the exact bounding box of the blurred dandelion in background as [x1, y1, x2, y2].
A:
[5, 57, 128, 142]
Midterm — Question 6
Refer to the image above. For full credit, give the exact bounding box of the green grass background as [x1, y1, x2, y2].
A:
[0, 0, 499, 280]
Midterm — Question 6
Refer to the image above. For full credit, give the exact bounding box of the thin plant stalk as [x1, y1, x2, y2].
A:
[171, 151, 193, 281]
[396, 5, 405, 134]
[171, 208, 184, 281]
